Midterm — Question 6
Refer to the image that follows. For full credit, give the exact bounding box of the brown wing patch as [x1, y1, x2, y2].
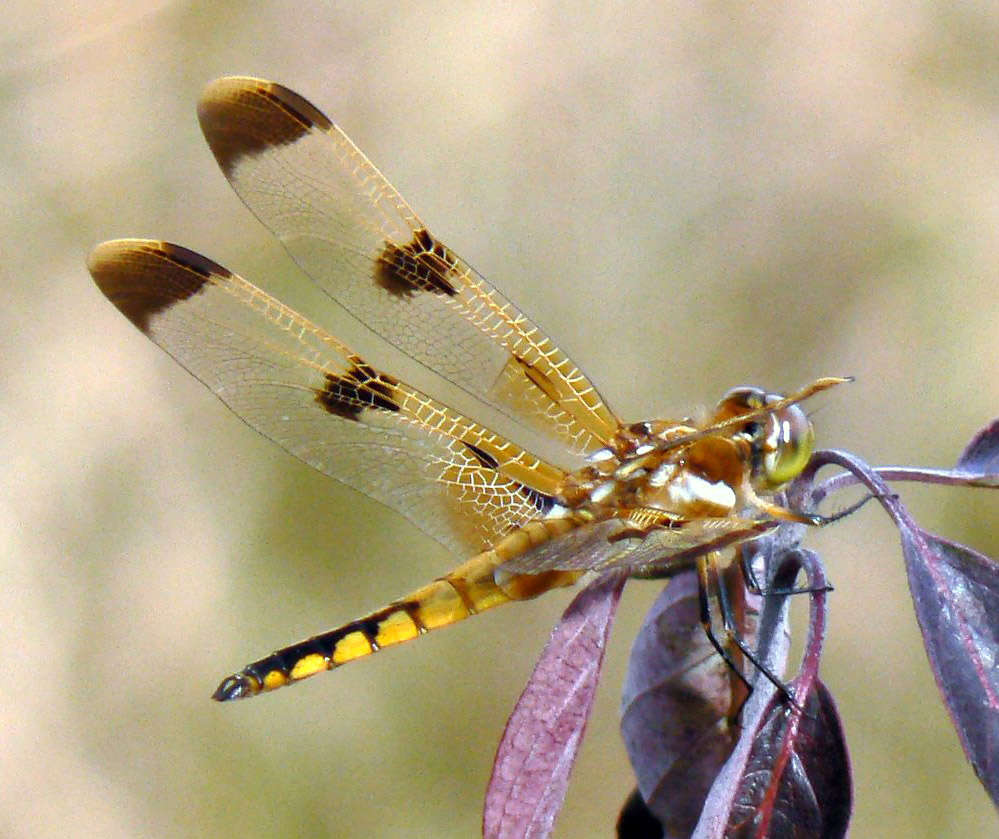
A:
[198, 77, 334, 178]
[374, 228, 459, 298]
[461, 442, 500, 470]
[514, 355, 562, 404]
[517, 483, 556, 516]
[314, 363, 402, 420]
[88, 240, 222, 334]
[456, 441, 554, 518]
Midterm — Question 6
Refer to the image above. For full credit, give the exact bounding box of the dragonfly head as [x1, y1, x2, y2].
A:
[715, 386, 815, 489]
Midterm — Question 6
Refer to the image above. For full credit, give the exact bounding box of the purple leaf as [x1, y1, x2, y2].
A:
[484, 570, 627, 839]
[956, 418, 999, 481]
[620, 569, 761, 837]
[694, 550, 850, 839]
[619, 539, 850, 838]
[900, 528, 999, 801]
[807, 448, 999, 807]
[697, 681, 850, 839]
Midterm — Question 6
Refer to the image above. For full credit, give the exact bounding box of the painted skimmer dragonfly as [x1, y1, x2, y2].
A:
[88, 77, 845, 702]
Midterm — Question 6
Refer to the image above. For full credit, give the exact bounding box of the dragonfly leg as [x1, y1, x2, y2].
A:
[697, 553, 796, 708]
[752, 487, 885, 528]
[747, 493, 825, 526]
[810, 490, 887, 524]
[739, 550, 835, 598]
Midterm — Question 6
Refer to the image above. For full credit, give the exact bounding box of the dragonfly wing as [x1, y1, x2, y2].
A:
[494, 519, 635, 579]
[88, 239, 567, 555]
[196, 77, 620, 457]
[496, 516, 780, 579]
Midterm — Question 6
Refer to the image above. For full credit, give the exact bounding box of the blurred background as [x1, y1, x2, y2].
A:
[3, 1, 998, 836]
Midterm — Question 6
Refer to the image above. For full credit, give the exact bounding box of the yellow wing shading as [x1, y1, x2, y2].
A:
[494, 516, 779, 579]
[196, 76, 620, 457]
[87, 239, 566, 555]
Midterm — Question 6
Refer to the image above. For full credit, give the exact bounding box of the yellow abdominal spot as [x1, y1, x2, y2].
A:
[289, 653, 328, 681]
[332, 630, 373, 665]
[374, 609, 419, 646]
[262, 670, 289, 691]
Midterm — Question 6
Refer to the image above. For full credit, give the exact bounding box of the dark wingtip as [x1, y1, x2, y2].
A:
[198, 76, 333, 178]
[88, 239, 223, 333]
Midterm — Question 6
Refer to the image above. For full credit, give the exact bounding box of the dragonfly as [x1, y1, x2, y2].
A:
[88, 77, 846, 702]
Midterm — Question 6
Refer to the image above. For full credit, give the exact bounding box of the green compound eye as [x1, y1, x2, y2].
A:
[761, 402, 814, 487]
[713, 386, 817, 488]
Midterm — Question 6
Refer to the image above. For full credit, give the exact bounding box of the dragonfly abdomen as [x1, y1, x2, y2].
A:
[212, 520, 583, 701]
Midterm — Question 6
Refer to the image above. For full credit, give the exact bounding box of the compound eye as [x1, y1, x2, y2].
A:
[715, 386, 767, 420]
[761, 403, 814, 487]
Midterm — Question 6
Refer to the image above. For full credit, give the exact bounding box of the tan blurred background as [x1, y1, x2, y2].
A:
[3, 1, 998, 836]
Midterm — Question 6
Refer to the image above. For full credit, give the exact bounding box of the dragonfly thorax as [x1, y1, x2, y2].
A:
[555, 386, 816, 527]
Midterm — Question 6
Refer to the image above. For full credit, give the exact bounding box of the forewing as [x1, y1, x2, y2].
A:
[196, 76, 620, 457]
[88, 239, 566, 555]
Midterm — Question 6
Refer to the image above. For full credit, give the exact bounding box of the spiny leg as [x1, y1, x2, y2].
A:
[740, 492, 880, 596]
[696, 552, 795, 707]
[750, 487, 884, 532]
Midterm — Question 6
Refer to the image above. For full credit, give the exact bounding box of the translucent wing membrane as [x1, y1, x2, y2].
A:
[87, 239, 566, 555]
[495, 517, 778, 580]
[197, 76, 620, 457]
